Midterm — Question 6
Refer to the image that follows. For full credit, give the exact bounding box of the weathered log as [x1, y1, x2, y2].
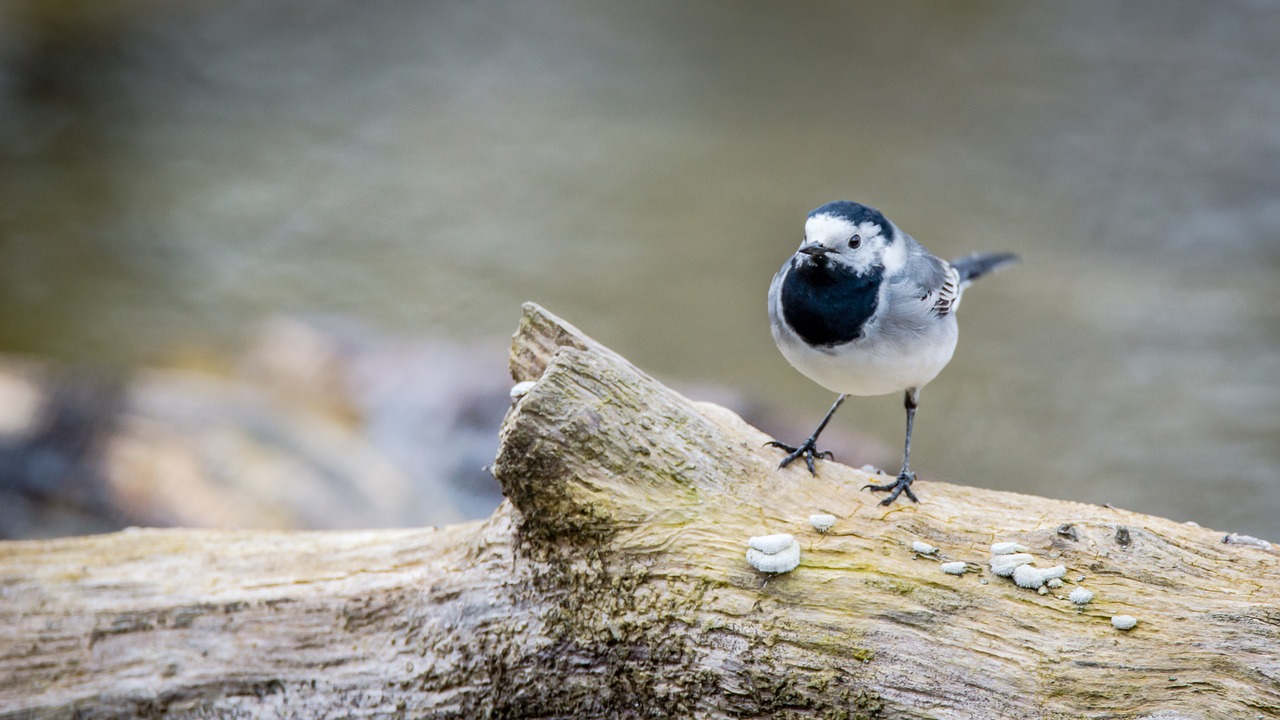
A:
[1, 302, 1277, 719]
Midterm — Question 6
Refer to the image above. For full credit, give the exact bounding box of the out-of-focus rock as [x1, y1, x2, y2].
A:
[240, 316, 511, 523]
[106, 369, 421, 530]
[0, 367, 42, 436]
[239, 316, 367, 424]
[0, 361, 126, 539]
[0, 355, 422, 539]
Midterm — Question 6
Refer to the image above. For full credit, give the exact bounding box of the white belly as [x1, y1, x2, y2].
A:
[774, 320, 958, 397]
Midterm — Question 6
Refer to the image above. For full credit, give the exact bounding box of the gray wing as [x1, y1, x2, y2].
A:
[889, 237, 960, 318]
[871, 236, 962, 343]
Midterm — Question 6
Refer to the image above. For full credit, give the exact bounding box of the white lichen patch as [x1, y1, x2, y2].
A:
[1069, 587, 1094, 605]
[746, 538, 801, 574]
[911, 541, 938, 555]
[809, 514, 837, 533]
[1012, 564, 1066, 589]
[940, 561, 968, 575]
[989, 553, 1035, 577]
[1111, 615, 1138, 631]
[990, 541, 1028, 555]
[509, 380, 537, 401]
[1223, 533, 1273, 550]
[748, 533, 795, 554]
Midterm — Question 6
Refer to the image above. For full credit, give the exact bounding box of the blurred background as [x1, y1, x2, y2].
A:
[1, 1, 1277, 539]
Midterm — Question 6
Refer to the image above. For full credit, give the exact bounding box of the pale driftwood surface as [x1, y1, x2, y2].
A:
[2, 303, 1278, 720]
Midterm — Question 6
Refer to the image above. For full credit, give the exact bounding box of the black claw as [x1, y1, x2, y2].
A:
[765, 439, 835, 476]
[862, 471, 918, 506]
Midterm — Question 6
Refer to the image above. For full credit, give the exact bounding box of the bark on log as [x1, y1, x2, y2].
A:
[2, 302, 1278, 720]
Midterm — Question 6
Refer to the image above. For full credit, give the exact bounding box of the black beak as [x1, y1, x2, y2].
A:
[798, 242, 828, 257]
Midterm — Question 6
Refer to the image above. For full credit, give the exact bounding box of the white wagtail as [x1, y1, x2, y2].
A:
[766, 200, 1018, 505]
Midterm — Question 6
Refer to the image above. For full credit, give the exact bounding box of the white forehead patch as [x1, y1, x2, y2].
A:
[804, 213, 858, 247]
[804, 214, 887, 247]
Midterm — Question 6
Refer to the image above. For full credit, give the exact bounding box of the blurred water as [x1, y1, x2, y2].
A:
[1, 1, 1277, 536]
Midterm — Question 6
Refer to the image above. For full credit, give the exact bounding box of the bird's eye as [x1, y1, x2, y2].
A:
[848, 235, 862, 249]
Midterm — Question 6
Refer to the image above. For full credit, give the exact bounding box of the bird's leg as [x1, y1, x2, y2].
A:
[863, 388, 921, 505]
[766, 394, 847, 475]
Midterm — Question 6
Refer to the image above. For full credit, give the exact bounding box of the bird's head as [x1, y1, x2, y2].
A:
[796, 201, 903, 276]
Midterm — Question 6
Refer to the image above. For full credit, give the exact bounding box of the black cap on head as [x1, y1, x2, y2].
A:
[808, 201, 895, 242]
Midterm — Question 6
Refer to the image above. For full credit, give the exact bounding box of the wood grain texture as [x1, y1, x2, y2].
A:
[2, 302, 1277, 719]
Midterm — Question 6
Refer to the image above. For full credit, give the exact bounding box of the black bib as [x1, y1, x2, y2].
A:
[780, 258, 882, 347]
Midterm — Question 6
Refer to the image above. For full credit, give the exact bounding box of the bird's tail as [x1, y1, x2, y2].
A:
[949, 252, 1020, 285]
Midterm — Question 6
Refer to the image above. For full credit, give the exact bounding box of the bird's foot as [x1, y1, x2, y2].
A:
[862, 470, 919, 506]
[765, 438, 834, 475]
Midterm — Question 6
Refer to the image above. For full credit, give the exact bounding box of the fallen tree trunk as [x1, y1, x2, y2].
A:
[1, 303, 1277, 719]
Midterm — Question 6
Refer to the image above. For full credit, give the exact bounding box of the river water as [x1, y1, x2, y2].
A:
[1, 1, 1277, 537]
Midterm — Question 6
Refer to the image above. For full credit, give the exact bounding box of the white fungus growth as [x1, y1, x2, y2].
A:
[1012, 564, 1067, 589]
[1046, 578, 1064, 589]
[990, 541, 1028, 555]
[746, 536, 801, 574]
[509, 381, 537, 401]
[809, 514, 837, 533]
[1111, 615, 1138, 631]
[748, 533, 796, 554]
[989, 553, 1035, 577]
[1069, 587, 1095, 605]
[940, 561, 968, 575]
[911, 541, 938, 555]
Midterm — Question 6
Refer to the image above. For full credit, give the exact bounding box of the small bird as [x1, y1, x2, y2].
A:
[767, 200, 1018, 505]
